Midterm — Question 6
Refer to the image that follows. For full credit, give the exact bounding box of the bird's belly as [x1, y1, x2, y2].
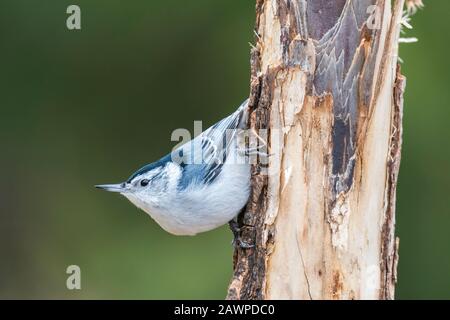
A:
[151, 165, 251, 235]
[154, 208, 238, 236]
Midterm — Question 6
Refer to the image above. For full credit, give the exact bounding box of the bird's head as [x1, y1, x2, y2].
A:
[96, 156, 180, 211]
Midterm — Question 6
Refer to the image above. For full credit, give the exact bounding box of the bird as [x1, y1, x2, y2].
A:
[96, 99, 255, 248]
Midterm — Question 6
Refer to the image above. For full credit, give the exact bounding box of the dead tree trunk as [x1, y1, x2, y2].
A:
[228, 0, 407, 300]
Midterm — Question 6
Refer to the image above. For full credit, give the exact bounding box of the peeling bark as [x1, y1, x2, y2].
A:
[227, 0, 406, 300]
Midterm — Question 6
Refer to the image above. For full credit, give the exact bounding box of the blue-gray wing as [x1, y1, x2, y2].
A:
[177, 99, 249, 189]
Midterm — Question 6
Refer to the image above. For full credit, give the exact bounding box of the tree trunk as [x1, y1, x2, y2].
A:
[227, 0, 406, 300]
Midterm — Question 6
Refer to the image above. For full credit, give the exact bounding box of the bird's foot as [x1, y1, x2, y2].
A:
[237, 147, 273, 158]
[232, 237, 255, 249]
[229, 219, 254, 249]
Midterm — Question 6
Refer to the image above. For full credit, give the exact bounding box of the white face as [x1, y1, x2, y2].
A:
[121, 167, 165, 210]
[96, 162, 182, 216]
[121, 162, 182, 213]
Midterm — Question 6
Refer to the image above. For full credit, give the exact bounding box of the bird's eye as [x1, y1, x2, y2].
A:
[140, 179, 149, 187]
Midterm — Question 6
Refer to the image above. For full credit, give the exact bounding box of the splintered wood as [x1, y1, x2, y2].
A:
[227, 0, 406, 300]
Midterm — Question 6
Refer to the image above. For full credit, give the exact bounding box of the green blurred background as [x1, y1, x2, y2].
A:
[0, 1, 448, 299]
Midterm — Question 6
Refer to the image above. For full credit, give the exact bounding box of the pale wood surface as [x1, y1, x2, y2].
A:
[227, 0, 405, 300]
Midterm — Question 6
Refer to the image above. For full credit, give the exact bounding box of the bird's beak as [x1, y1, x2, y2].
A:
[95, 183, 129, 193]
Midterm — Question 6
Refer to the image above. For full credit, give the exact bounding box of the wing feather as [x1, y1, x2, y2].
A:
[177, 99, 249, 189]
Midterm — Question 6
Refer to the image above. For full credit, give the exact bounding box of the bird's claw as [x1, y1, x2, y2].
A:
[229, 219, 254, 249]
[232, 238, 255, 249]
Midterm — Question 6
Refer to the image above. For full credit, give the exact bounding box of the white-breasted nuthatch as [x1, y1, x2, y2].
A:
[96, 100, 255, 247]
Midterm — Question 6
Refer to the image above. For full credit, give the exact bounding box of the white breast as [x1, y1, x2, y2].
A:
[154, 161, 251, 235]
